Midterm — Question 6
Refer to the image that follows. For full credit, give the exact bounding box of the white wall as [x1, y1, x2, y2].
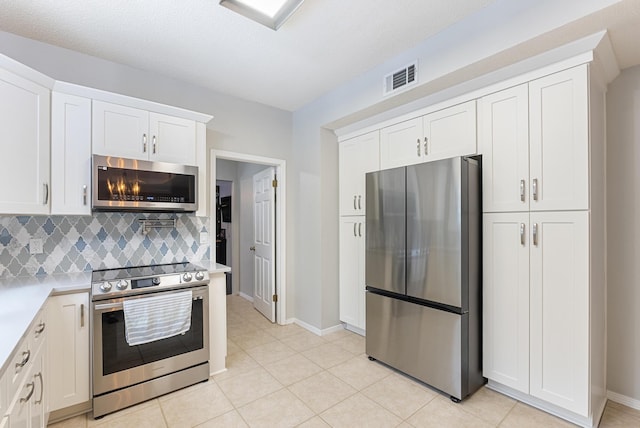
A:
[606, 65, 640, 402]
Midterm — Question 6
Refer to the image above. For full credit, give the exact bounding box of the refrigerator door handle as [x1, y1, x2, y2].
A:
[520, 223, 525, 246]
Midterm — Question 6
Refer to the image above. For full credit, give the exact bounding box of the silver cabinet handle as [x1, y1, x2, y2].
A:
[358, 195, 362, 210]
[416, 138, 421, 157]
[353, 223, 357, 237]
[152, 135, 157, 154]
[520, 223, 525, 246]
[80, 304, 85, 328]
[34, 372, 43, 404]
[532, 178, 538, 201]
[424, 137, 428, 155]
[15, 350, 30, 370]
[20, 382, 35, 404]
[533, 223, 538, 246]
[358, 222, 362, 237]
[83, 185, 88, 206]
[520, 179, 525, 202]
[353, 195, 357, 210]
[143, 133, 147, 152]
[35, 322, 45, 337]
[43, 183, 49, 205]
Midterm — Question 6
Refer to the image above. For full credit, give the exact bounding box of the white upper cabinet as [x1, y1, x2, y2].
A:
[92, 101, 148, 160]
[92, 100, 197, 165]
[479, 84, 530, 212]
[380, 101, 476, 169]
[481, 66, 589, 213]
[148, 113, 196, 164]
[51, 92, 92, 215]
[529, 65, 589, 211]
[339, 131, 380, 216]
[0, 67, 50, 215]
[379, 117, 423, 169]
[423, 100, 477, 162]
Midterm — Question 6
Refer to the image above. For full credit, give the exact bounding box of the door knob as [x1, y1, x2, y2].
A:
[250, 246, 256, 251]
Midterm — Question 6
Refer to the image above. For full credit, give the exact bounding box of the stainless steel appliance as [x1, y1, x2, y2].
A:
[92, 155, 198, 212]
[365, 156, 484, 402]
[91, 262, 210, 418]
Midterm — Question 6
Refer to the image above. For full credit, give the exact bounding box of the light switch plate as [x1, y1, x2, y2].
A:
[199, 232, 209, 244]
[30, 238, 43, 255]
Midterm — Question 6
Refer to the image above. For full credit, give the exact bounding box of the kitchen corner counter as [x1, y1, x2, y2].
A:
[200, 261, 231, 274]
[0, 272, 91, 376]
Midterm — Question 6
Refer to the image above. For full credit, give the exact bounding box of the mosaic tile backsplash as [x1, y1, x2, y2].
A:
[0, 213, 210, 279]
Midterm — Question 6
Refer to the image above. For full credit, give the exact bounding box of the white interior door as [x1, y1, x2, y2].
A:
[253, 167, 276, 322]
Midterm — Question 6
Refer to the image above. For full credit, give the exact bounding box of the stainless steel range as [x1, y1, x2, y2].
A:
[91, 262, 210, 418]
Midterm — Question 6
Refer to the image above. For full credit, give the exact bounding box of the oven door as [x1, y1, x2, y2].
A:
[92, 285, 209, 396]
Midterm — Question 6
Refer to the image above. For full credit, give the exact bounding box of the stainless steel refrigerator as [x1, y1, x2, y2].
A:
[365, 156, 484, 402]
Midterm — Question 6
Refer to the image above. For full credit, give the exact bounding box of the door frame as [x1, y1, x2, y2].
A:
[211, 149, 287, 325]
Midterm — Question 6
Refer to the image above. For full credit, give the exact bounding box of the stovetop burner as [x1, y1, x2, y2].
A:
[91, 262, 209, 301]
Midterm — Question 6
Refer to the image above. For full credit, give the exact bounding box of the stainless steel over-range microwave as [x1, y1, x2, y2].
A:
[92, 155, 198, 212]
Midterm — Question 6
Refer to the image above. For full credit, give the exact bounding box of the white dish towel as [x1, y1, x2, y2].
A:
[123, 290, 193, 346]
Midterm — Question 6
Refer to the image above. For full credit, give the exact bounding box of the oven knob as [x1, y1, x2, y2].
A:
[116, 280, 128, 290]
[183, 273, 192, 282]
[100, 281, 112, 292]
[195, 271, 205, 281]
[152, 277, 161, 286]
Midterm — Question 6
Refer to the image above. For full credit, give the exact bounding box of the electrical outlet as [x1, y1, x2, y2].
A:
[199, 232, 209, 244]
[29, 238, 43, 255]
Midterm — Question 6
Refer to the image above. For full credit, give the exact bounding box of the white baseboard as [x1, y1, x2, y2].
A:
[487, 380, 604, 428]
[238, 292, 253, 302]
[607, 390, 640, 411]
[290, 318, 344, 337]
[210, 367, 227, 377]
[344, 323, 365, 337]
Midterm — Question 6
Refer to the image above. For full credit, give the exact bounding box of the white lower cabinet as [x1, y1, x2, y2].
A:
[4, 308, 47, 428]
[484, 211, 590, 415]
[339, 216, 366, 332]
[47, 293, 90, 413]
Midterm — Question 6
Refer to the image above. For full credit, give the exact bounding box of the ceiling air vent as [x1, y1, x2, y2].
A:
[383, 61, 417, 96]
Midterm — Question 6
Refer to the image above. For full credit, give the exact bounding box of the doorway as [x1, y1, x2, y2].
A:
[211, 149, 287, 325]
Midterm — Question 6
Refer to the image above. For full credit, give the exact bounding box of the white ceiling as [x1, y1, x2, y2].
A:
[0, 0, 638, 112]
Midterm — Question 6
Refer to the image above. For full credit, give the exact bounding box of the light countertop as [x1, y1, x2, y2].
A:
[0, 272, 92, 376]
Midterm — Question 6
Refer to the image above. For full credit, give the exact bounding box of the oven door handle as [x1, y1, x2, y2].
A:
[94, 302, 124, 311]
[94, 294, 204, 312]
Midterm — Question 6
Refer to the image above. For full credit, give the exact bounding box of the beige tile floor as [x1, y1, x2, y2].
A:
[50, 295, 640, 428]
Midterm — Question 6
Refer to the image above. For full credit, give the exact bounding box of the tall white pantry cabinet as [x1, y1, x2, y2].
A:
[480, 64, 606, 426]
[338, 131, 380, 332]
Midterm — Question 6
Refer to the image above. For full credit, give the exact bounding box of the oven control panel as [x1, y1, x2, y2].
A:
[91, 264, 210, 300]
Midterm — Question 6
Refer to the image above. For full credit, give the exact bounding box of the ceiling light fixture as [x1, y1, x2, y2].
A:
[219, 0, 304, 30]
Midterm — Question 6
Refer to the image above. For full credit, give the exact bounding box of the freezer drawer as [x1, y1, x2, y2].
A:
[366, 291, 482, 400]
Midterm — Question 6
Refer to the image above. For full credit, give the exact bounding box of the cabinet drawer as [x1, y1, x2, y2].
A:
[0, 367, 6, 421]
[7, 338, 31, 402]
